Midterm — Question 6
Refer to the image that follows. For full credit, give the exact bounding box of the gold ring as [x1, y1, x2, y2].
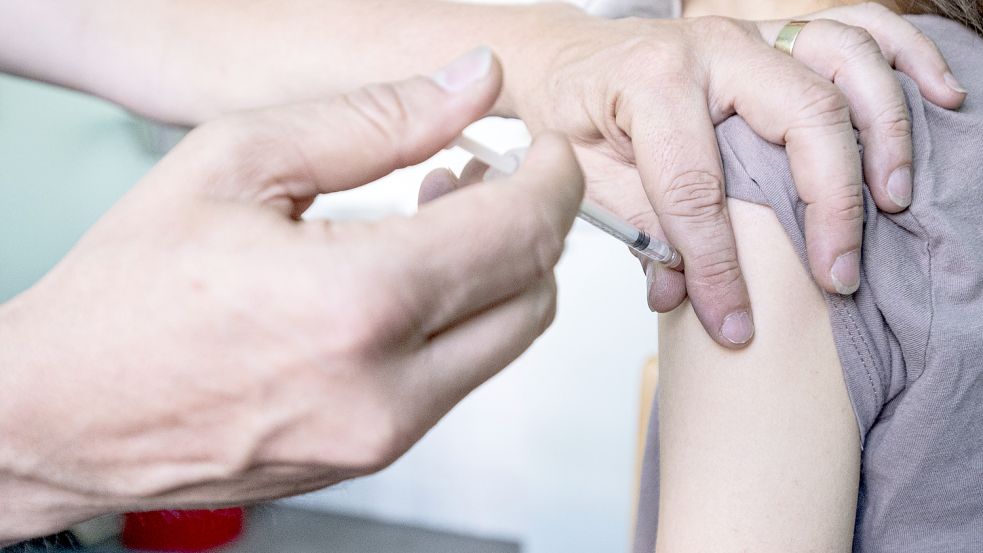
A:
[774, 20, 810, 56]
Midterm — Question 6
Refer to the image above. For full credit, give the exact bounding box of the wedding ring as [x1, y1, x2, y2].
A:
[774, 20, 810, 56]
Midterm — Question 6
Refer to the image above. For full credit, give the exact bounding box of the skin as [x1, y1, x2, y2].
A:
[649, 0, 940, 550]
[656, 199, 861, 551]
[419, 129, 865, 552]
[0, 0, 967, 348]
[0, 53, 586, 544]
[0, 0, 968, 542]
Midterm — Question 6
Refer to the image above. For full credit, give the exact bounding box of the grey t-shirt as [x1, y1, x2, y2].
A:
[620, 10, 983, 553]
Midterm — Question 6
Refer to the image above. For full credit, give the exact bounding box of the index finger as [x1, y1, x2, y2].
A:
[630, 85, 756, 349]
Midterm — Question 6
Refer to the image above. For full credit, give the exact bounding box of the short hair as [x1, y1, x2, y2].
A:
[906, 0, 983, 36]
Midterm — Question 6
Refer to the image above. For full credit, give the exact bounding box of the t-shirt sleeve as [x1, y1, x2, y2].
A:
[714, 105, 929, 445]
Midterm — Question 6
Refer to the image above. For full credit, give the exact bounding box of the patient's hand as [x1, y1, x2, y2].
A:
[512, 2, 964, 348]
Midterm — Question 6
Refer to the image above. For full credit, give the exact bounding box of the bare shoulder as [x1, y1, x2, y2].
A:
[655, 199, 860, 552]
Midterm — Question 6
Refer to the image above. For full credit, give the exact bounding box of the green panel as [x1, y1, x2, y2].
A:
[0, 75, 162, 301]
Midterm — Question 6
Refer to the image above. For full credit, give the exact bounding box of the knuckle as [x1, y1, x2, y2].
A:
[662, 170, 726, 224]
[341, 83, 413, 168]
[838, 24, 880, 58]
[619, 36, 693, 88]
[689, 246, 743, 291]
[186, 113, 300, 186]
[688, 15, 758, 56]
[824, 186, 865, 223]
[872, 104, 912, 138]
[793, 81, 852, 128]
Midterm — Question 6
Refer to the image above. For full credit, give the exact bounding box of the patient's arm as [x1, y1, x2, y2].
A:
[654, 199, 861, 552]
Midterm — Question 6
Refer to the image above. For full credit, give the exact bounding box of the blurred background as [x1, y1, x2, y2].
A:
[0, 1, 661, 551]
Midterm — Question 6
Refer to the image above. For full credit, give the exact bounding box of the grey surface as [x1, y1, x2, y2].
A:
[222, 506, 520, 553]
[80, 507, 520, 553]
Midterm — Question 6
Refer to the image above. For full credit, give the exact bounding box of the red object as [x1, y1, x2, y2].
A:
[122, 509, 244, 552]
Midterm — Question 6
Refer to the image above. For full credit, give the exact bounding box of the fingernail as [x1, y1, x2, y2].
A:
[431, 46, 493, 93]
[887, 165, 912, 209]
[944, 72, 968, 95]
[720, 311, 755, 346]
[831, 250, 861, 295]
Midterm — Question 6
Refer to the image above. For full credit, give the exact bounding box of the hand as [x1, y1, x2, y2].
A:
[509, 2, 965, 348]
[0, 49, 584, 542]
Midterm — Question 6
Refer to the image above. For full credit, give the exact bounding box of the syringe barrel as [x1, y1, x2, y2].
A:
[451, 134, 683, 269]
[577, 201, 682, 268]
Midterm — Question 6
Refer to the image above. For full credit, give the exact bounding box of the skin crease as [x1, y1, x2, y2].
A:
[0, 57, 587, 544]
[0, 1, 966, 352]
[0, 0, 968, 544]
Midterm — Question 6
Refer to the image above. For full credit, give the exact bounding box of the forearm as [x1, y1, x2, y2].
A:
[0, 0, 579, 125]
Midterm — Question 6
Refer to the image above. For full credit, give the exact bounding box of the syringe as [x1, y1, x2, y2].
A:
[451, 135, 683, 269]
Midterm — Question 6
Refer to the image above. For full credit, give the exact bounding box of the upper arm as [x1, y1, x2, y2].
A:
[654, 199, 861, 552]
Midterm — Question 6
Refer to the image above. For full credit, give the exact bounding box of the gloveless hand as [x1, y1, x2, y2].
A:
[0, 49, 584, 542]
[508, 2, 965, 348]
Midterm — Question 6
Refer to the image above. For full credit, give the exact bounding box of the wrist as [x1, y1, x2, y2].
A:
[0, 295, 104, 543]
[488, 2, 590, 119]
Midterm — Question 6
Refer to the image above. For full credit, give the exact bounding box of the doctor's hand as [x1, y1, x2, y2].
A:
[510, 2, 964, 348]
[0, 50, 583, 543]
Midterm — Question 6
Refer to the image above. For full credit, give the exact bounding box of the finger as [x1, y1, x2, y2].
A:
[411, 276, 556, 424]
[822, 3, 966, 108]
[640, 256, 688, 313]
[711, 38, 863, 296]
[187, 47, 503, 208]
[418, 157, 490, 206]
[790, 19, 914, 211]
[758, 3, 966, 108]
[383, 132, 584, 336]
[460, 157, 490, 186]
[571, 145, 688, 313]
[418, 168, 461, 205]
[630, 87, 755, 348]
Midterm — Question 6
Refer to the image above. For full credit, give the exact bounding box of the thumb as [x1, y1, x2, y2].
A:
[183, 47, 502, 206]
